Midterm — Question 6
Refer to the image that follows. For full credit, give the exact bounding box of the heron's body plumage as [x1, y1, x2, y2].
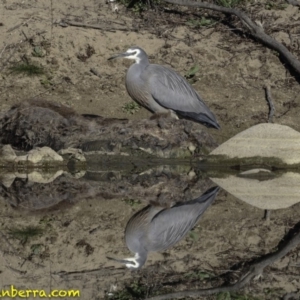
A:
[109, 46, 220, 129]
[122, 186, 220, 268]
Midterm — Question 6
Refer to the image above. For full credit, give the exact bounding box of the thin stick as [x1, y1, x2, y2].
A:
[6, 16, 34, 33]
[264, 84, 275, 123]
[56, 20, 131, 32]
[50, 0, 54, 44]
[0, 44, 8, 59]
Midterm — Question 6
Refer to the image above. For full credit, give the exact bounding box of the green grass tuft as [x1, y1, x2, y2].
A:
[122, 101, 140, 114]
[9, 63, 44, 76]
[8, 226, 43, 244]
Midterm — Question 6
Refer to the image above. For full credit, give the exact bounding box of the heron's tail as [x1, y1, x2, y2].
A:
[185, 186, 221, 207]
[175, 111, 221, 129]
[194, 186, 220, 203]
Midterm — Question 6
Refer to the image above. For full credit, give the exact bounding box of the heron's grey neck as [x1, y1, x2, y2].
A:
[135, 251, 147, 268]
[135, 56, 149, 65]
[127, 59, 148, 81]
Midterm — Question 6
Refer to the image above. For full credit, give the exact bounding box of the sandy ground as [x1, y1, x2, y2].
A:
[1, 0, 300, 299]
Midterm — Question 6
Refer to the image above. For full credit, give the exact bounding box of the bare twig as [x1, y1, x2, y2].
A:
[53, 267, 125, 278]
[6, 265, 27, 275]
[6, 16, 34, 33]
[147, 228, 300, 300]
[50, 0, 54, 43]
[162, 0, 300, 76]
[0, 44, 8, 59]
[264, 84, 275, 123]
[90, 68, 102, 78]
[55, 19, 132, 32]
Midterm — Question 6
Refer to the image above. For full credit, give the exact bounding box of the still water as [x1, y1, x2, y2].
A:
[0, 160, 299, 300]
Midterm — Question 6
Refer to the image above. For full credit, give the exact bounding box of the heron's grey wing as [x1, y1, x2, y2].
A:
[147, 186, 220, 252]
[145, 64, 219, 128]
[125, 205, 164, 254]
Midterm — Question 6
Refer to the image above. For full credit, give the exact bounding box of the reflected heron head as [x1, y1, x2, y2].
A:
[107, 252, 147, 269]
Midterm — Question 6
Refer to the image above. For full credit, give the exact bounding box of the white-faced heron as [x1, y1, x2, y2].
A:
[108, 46, 220, 129]
[107, 186, 220, 269]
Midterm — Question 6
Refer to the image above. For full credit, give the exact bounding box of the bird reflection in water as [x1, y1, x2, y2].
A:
[108, 186, 220, 269]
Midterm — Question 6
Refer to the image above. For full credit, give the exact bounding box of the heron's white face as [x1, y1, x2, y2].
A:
[124, 48, 142, 63]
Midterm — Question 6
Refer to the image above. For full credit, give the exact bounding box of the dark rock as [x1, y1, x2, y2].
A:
[0, 99, 218, 158]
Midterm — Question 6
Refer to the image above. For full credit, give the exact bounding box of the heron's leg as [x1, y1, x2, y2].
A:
[149, 199, 173, 208]
[150, 110, 178, 120]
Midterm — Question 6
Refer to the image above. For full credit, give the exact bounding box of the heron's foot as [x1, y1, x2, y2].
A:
[151, 111, 178, 129]
[149, 199, 173, 208]
[150, 193, 175, 208]
[150, 110, 178, 121]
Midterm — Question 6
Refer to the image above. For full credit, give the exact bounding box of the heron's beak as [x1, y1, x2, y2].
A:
[108, 52, 128, 60]
[106, 256, 128, 264]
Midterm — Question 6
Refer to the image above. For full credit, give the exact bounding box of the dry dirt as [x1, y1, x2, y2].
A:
[1, 0, 300, 299]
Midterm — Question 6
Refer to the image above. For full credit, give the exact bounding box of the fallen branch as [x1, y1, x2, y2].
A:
[162, 0, 300, 76]
[264, 84, 275, 123]
[147, 225, 300, 300]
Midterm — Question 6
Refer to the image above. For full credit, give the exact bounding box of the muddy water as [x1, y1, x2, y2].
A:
[0, 162, 300, 300]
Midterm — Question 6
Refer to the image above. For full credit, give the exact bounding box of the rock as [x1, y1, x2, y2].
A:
[0, 145, 17, 162]
[210, 171, 300, 210]
[0, 173, 16, 188]
[58, 148, 86, 162]
[0, 100, 218, 158]
[209, 123, 300, 165]
[16, 147, 63, 164]
[27, 170, 64, 184]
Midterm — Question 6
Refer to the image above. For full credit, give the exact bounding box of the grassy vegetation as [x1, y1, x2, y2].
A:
[188, 229, 199, 241]
[32, 46, 45, 57]
[8, 225, 43, 245]
[185, 65, 200, 84]
[185, 65, 199, 79]
[122, 198, 141, 207]
[184, 270, 215, 280]
[265, 1, 288, 9]
[122, 101, 140, 114]
[9, 62, 44, 76]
